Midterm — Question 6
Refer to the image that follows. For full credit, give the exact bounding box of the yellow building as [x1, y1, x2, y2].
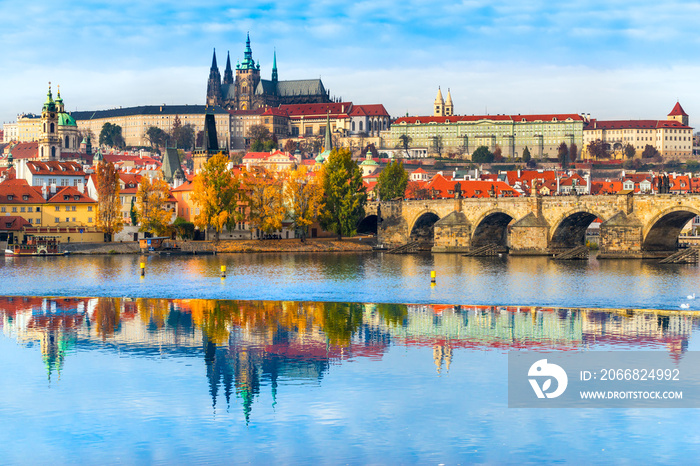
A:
[583, 102, 694, 160]
[2, 114, 41, 143]
[45, 186, 97, 228]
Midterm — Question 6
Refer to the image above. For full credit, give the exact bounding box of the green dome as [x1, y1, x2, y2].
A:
[58, 112, 77, 127]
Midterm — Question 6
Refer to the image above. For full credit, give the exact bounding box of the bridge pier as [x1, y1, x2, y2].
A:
[508, 213, 551, 256]
[597, 212, 644, 259]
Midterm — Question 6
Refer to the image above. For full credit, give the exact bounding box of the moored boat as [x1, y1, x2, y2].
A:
[4, 237, 64, 256]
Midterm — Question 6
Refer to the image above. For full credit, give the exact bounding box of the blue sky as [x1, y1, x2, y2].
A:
[2, 1, 699, 127]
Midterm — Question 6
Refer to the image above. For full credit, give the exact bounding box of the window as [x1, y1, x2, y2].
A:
[66, 217, 70, 222]
[87, 206, 92, 212]
[88, 217, 93, 223]
[20, 207, 25, 212]
[29, 218, 33, 224]
[7, 195, 13, 200]
[55, 217, 59, 223]
[65, 206, 70, 211]
[36, 207, 40, 212]
[72, 217, 76, 222]
[0, 207, 4, 213]
[72, 206, 76, 211]
[12, 207, 17, 213]
[35, 218, 40, 225]
[22, 195, 28, 200]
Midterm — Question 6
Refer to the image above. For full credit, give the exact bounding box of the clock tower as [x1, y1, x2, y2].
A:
[39, 83, 61, 161]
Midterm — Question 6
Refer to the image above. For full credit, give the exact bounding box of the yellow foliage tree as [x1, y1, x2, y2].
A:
[191, 152, 243, 241]
[243, 167, 286, 236]
[95, 161, 124, 241]
[136, 175, 173, 235]
[283, 165, 324, 240]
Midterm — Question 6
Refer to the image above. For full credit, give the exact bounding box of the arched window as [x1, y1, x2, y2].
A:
[50, 123, 55, 133]
[51, 147, 56, 159]
[43, 123, 46, 133]
[359, 121, 363, 131]
[352, 121, 355, 132]
[65, 136, 69, 148]
[40, 147, 44, 158]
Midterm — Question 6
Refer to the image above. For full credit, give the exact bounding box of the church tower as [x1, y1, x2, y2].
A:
[271, 49, 278, 85]
[434, 87, 445, 117]
[444, 88, 454, 116]
[223, 52, 234, 86]
[235, 33, 261, 111]
[206, 49, 222, 106]
[668, 101, 689, 126]
[39, 83, 61, 161]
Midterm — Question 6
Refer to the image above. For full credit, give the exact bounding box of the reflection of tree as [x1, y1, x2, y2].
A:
[94, 297, 121, 340]
[321, 302, 363, 346]
[375, 303, 408, 327]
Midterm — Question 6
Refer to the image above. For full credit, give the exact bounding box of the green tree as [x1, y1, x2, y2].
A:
[432, 136, 444, 157]
[376, 160, 408, 200]
[557, 142, 569, 168]
[171, 116, 195, 150]
[642, 144, 660, 159]
[191, 152, 244, 241]
[522, 146, 531, 163]
[471, 145, 494, 163]
[398, 134, 412, 158]
[172, 217, 195, 239]
[319, 148, 367, 238]
[146, 126, 168, 150]
[623, 143, 636, 159]
[99, 123, 125, 148]
[129, 197, 138, 226]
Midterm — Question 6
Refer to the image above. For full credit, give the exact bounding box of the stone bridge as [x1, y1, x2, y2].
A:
[362, 194, 700, 258]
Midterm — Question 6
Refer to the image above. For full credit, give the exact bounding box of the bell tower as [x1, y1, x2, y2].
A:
[235, 33, 261, 110]
[434, 87, 445, 117]
[39, 83, 61, 161]
[445, 88, 454, 116]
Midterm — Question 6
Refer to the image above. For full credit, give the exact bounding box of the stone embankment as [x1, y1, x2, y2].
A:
[60, 238, 374, 254]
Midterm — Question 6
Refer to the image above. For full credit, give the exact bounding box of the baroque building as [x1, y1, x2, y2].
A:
[206, 33, 332, 110]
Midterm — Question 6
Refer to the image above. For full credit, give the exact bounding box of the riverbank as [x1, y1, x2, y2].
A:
[61, 237, 375, 254]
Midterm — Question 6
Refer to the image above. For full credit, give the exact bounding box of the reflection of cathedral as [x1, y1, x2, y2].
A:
[206, 34, 332, 111]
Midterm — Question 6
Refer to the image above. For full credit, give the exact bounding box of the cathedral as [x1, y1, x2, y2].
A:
[206, 33, 332, 110]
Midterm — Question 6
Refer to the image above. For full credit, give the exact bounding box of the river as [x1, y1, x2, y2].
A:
[1, 253, 699, 464]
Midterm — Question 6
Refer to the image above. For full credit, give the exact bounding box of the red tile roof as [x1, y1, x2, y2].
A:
[6, 142, 38, 159]
[394, 114, 584, 125]
[280, 102, 352, 118]
[47, 186, 95, 203]
[585, 119, 691, 130]
[171, 181, 194, 192]
[349, 104, 390, 117]
[0, 216, 31, 231]
[668, 102, 688, 117]
[25, 160, 85, 176]
[262, 107, 289, 117]
[229, 108, 265, 116]
[0, 179, 46, 203]
[426, 174, 519, 198]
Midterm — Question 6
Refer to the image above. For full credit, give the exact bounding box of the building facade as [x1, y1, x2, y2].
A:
[582, 102, 694, 160]
[71, 105, 230, 149]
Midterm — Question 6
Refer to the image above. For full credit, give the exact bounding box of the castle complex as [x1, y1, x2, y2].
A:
[206, 34, 332, 111]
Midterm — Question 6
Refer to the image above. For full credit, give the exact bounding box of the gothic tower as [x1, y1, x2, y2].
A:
[235, 33, 261, 110]
[444, 88, 454, 116]
[206, 49, 222, 106]
[434, 87, 445, 117]
[668, 102, 689, 126]
[39, 84, 61, 161]
[223, 51, 234, 86]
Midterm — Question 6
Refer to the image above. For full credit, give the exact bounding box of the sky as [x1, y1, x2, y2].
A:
[1, 0, 699, 128]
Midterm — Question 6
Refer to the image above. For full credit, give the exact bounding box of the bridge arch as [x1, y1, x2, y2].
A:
[642, 205, 700, 251]
[471, 209, 517, 248]
[357, 215, 378, 234]
[549, 208, 607, 250]
[409, 210, 440, 242]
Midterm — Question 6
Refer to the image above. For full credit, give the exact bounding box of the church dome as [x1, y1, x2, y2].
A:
[58, 112, 77, 127]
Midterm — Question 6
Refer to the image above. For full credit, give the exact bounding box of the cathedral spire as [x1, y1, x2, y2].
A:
[240, 32, 256, 69]
[223, 51, 233, 85]
[271, 48, 278, 83]
[210, 48, 218, 70]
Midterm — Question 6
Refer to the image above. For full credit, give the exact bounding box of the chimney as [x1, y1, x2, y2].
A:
[50, 183, 57, 194]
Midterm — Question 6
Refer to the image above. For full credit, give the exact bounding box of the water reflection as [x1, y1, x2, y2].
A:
[1, 296, 697, 422]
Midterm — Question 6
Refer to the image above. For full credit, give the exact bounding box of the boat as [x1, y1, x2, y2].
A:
[4, 237, 65, 256]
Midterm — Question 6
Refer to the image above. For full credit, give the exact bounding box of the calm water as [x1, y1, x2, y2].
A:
[2, 253, 700, 464]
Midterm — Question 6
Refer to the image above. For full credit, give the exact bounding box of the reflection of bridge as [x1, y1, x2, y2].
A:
[367, 194, 700, 258]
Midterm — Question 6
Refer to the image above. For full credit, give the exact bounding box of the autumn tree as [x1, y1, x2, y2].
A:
[318, 148, 367, 239]
[243, 168, 286, 235]
[95, 161, 124, 241]
[587, 139, 608, 160]
[557, 142, 569, 168]
[136, 175, 173, 236]
[376, 160, 408, 201]
[284, 165, 324, 241]
[405, 180, 431, 200]
[569, 142, 578, 164]
[283, 139, 297, 154]
[191, 152, 243, 241]
[398, 134, 412, 158]
[493, 145, 503, 163]
[624, 143, 636, 159]
[248, 124, 275, 151]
